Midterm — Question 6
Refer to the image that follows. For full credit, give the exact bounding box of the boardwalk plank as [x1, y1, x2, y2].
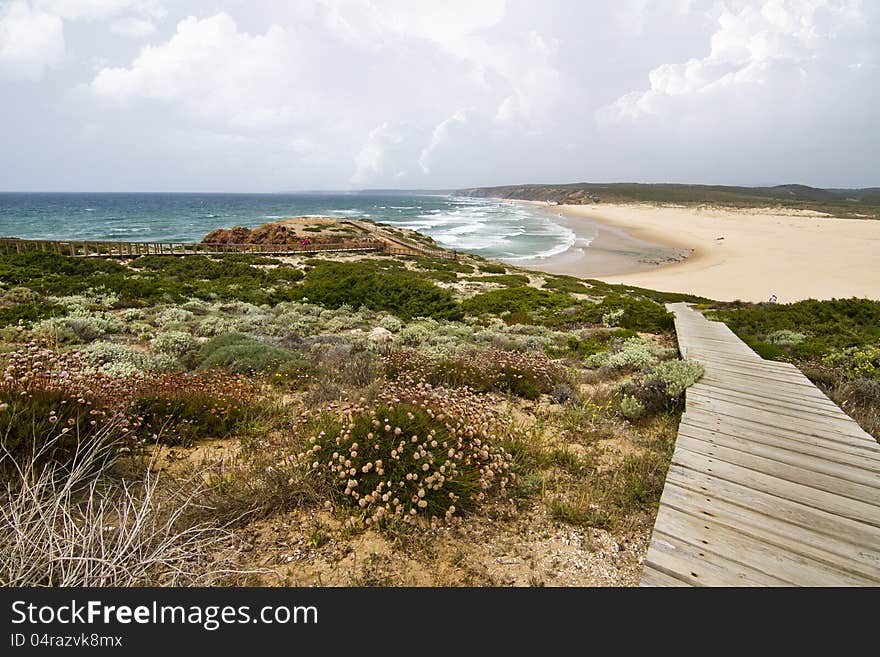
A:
[674, 433, 880, 505]
[681, 410, 880, 463]
[677, 421, 880, 477]
[654, 505, 871, 586]
[665, 465, 880, 550]
[641, 303, 880, 586]
[660, 482, 880, 580]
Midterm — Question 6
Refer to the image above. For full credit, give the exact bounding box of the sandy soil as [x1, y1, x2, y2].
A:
[523, 203, 880, 303]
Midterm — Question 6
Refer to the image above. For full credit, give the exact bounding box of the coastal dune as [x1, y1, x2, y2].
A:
[543, 203, 880, 303]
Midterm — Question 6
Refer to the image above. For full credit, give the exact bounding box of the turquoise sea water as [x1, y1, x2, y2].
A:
[0, 192, 593, 262]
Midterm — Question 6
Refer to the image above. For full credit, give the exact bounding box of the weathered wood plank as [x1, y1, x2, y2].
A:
[674, 433, 880, 505]
[639, 565, 691, 587]
[665, 464, 880, 551]
[660, 482, 880, 580]
[685, 395, 872, 442]
[687, 388, 869, 433]
[643, 303, 880, 586]
[653, 505, 872, 586]
[677, 421, 880, 476]
[645, 529, 791, 586]
[681, 409, 880, 458]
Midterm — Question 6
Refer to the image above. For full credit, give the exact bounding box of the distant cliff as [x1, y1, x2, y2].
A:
[457, 182, 880, 218]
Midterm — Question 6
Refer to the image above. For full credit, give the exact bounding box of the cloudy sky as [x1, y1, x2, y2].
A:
[1, 0, 877, 191]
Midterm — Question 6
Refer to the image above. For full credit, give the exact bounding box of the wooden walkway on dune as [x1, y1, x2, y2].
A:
[0, 224, 459, 261]
[641, 302, 880, 587]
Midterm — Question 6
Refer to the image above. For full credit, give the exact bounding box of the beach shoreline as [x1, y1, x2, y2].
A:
[511, 201, 880, 303]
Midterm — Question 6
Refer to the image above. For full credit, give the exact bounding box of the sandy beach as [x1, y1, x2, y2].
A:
[519, 203, 880, 303]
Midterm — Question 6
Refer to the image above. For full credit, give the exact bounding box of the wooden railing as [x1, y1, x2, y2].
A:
[0, 237, 386, 258]
[0, 229, 460, 261]
[352, 221, 459, 260]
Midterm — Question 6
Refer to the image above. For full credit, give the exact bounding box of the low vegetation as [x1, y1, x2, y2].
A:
[0, 238, 754, 586]
[710, 298, 880, 439]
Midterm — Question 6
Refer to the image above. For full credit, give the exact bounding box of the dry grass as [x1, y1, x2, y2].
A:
[0, 425, 250, 586]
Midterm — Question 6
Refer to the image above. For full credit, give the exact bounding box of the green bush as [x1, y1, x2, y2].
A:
[557, 294, 674, 333]
[765, 329, 806, 346]
[711, 298, 880, 360]
[543, 276, 590, 294]
[300, 261, 461, 320]
[477, 263, 506, 274]
[386, 347, 566, 400]
[617, 358, 704, 419]
[822, 345, 880, 380]
[196, 333, 308, 376]
[152, 331, 197, 358]
[468, 274, 530, 287]
[0, 389, 102, 472]
[462, 287, 572, 319]
[649, 359, 705, 397]
[550, 329, 637, 358]
[586, 336, 672, 371]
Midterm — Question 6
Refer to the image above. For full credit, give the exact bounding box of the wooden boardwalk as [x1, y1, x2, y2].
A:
[0, 237, 386, 258]
[641, 302, 880, 586]
[0, 225, 459, 261]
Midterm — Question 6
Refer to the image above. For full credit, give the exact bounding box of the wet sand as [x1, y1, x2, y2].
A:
[512, 203, 690, 278]
[514, 202, 880, 303]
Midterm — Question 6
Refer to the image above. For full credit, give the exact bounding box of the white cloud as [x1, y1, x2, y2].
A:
[418, 109, 471, 174]
[33, 0, 164, 22]
[0, 0, 165, 80]
[91, 13, 295, 129]
[597, 0, 872, 123]
[4, 1, 876, 190]
[0, 1, 65, 80]
[109, 16, 156, 37]
[351, 122, 404, 184]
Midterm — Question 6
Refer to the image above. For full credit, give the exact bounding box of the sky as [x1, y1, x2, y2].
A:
[0, 0, 877, 192]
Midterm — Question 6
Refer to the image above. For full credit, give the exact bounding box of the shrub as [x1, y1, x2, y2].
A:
[649, 359, 705, 397]
[0, 346, 137, 469]
[293, 382, 516, 526]
[152, 331, 197, 358]
[300, 261, 461, 320]
[586, 336, 671, 371]
[616, 359, 704, 419]
[560, 294, 674, 333]
[711, 298, 880, 360]
[196, 333, 308, 376]
[132, 373, 256, 445]
[619, 395, 644, 420]
[154, 307, 194, 328]
[398, 319, 439, 346]
[194, 315, 237, 337]
[543, 276, 590, 294]
[33, 309, 121, 345]
[468, 274, 530, 287]
[3, 287, 40, 304]
[765, 329, 806, 346]
[602, 308, 625, 328]
[387, 347, 567, 400]
[822, 345, 880, 380]
[0, 344, 258, 459]
[462, 287, 572, 320]
[477, 263, 506, 274]
[121, 308, 146, 321]
[377, 315, 404, 333]
[83, 341, 150, 377]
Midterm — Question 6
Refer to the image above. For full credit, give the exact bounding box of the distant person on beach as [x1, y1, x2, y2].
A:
[769, 293, 777, 304]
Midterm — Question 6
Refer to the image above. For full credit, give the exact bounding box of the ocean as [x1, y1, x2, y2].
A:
[0, 192, 594, 263]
